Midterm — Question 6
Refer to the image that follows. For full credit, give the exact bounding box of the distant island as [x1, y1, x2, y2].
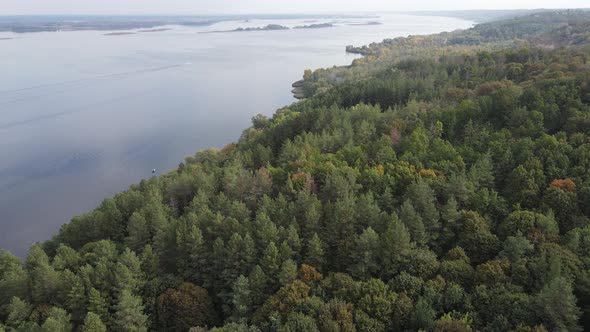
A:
[137, 28, 172, 33]
[202, 24, 290, 34]
[348, 21, 383, 26]
[0, 37, 12, 40]
[103, 32, 136, 36]
[293, 23, 334, 29]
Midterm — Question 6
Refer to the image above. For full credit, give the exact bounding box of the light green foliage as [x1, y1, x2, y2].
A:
[114, 290, 148, 332]
[41, 307, 71, 332]
[81, 312, 107, 332]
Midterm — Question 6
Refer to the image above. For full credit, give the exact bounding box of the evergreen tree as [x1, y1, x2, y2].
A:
[381, 215, 412, 279]
[6, 297, 31, 328]
[399, 200, 427, 247]
[535, 277, 582, 332]
[260, 243, 281, 281]
[81, 312, 107, 332]
[304, 233, 325, 271]
[248, 265, 268, 308]
[87, 287, 109, 326]
[114, 290, 148, 332]
[278, 259, 298, 285]
[26, 244, 59, 304]
[41, 307, 71, 332]
[349, 227, 380, 280]
[405, 179, 440, 244]
[232, 275, 252, 323]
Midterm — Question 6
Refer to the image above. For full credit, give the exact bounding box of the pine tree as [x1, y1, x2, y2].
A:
[114, 248, 143, 295]
[52, 244, 81, 271]
[248, 265, 268, 308]
[441, 197, 461, 249]
[240, 233, 257, 274]
[278, 259, 298, 285]
[126, 212, 150, 253]
[87, 287, 109, 325]
[41, 307, 71, 332]
[6, 297, 31, 327]
[26, 244, 59, 304]
[61, 270, 86, 323]
[469, 152, 495, 189]
[285, 223, 302, 260]
[399, 200, 427, 247]
[81, 312, 107, 332]
[381, 215, 413, 279]
[114, 290, 148, 332]
[305, 233, 326, 271]
[254, 212, 280, 252]
[535, 277, 582, 332]
[348, 227, 380, 280]
[232, 275, 252, 323]
[175, 218, 206, 283]
[405, 179, 440, 242]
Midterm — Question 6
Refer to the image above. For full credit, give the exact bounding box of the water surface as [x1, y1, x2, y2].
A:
[0, 14, 473, 257]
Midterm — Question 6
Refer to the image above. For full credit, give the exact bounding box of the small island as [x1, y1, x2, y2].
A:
[293, 23, 334, 29]
[138, 28, 172, 33]
[348, 21, 383, 26]
[0, 37, 13, 40]
[104, 32, 136, 36]
[202, 24, 290, 34]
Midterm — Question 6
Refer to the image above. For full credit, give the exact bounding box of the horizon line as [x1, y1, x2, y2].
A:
[0, 8, 588, 17]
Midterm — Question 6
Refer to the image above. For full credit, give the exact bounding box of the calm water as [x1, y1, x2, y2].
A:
[0, 14, 472, 257]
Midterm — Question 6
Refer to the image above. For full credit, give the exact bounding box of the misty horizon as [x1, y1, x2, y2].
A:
[0, 8, 589, 17]
[3, 0, 590, 15]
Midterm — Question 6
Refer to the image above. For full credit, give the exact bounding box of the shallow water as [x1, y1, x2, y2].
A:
[0, 14, 473, 257]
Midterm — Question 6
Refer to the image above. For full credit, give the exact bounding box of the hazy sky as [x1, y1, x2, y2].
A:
[3, 0, 590, 15]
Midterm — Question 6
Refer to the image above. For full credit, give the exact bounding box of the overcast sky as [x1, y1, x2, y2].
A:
[3, 0, 590, 15]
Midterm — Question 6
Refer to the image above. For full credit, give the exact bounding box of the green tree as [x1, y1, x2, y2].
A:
[305, 233, 325, 271]
[26, 244, 59, 304]
[41, 307, 71, 332]
[81, 312, 107, 332]
[279, 260, 298, 286]
[87, 287, 109, 325]
[260, 242, 281, 283]
[405, 179, 440, 245]
[349, 227, 380, 280]
[52, 244, 80, 271]
[399, 200, 427, 247]
[114, 290, 148, 332]
[411, 299, 436, 331]
[500, 235, 534, 262]
[381, 215, 412, 279]
[279, 313, 319, 332]
[6, 297, 31, 328]
[535, 277, 582, 332]
[232, 275, 252, 323]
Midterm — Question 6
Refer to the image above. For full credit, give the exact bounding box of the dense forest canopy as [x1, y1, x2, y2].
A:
[2, 10, 590, 332]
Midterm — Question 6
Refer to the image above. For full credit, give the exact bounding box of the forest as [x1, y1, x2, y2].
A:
[2, 10, 590, 332]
